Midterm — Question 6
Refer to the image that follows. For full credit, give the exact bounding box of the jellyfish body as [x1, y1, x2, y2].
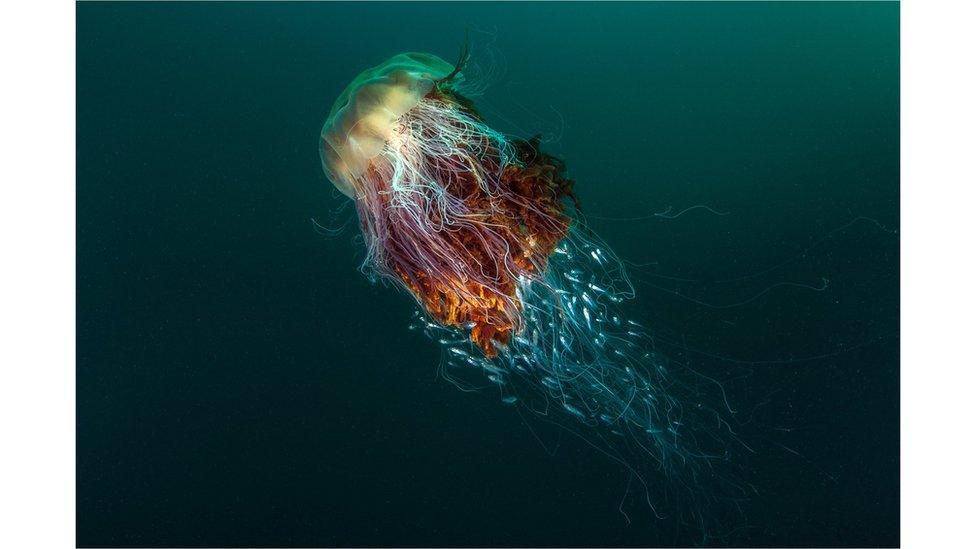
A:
[320, 53, 737, 513]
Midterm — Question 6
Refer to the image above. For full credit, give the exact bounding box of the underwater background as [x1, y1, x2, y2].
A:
[77, 2, 899, 547]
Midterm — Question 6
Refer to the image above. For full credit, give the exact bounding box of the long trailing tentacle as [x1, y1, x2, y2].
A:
[349, 87, 748, 531]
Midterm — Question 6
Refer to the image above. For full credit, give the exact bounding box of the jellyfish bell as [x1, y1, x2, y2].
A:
[320, 52, 456, 198]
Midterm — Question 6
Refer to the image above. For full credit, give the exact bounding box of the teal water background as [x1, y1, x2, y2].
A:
[78, 2, 899, 546]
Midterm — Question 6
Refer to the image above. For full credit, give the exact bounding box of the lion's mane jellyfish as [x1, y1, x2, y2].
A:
[320, 52, 739, 517]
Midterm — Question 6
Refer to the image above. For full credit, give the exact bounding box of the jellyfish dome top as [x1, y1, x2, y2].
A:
[320, 52, 741, 525]
[320, 53, 455, 198]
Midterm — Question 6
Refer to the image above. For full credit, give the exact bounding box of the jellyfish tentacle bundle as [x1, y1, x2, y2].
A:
[320, 53, 735, 495]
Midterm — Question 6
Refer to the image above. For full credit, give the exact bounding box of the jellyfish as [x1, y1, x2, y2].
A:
[319, 52, 742, 524]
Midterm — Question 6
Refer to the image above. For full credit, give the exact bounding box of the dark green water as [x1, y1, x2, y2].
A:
[77, 2, 899, 547]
